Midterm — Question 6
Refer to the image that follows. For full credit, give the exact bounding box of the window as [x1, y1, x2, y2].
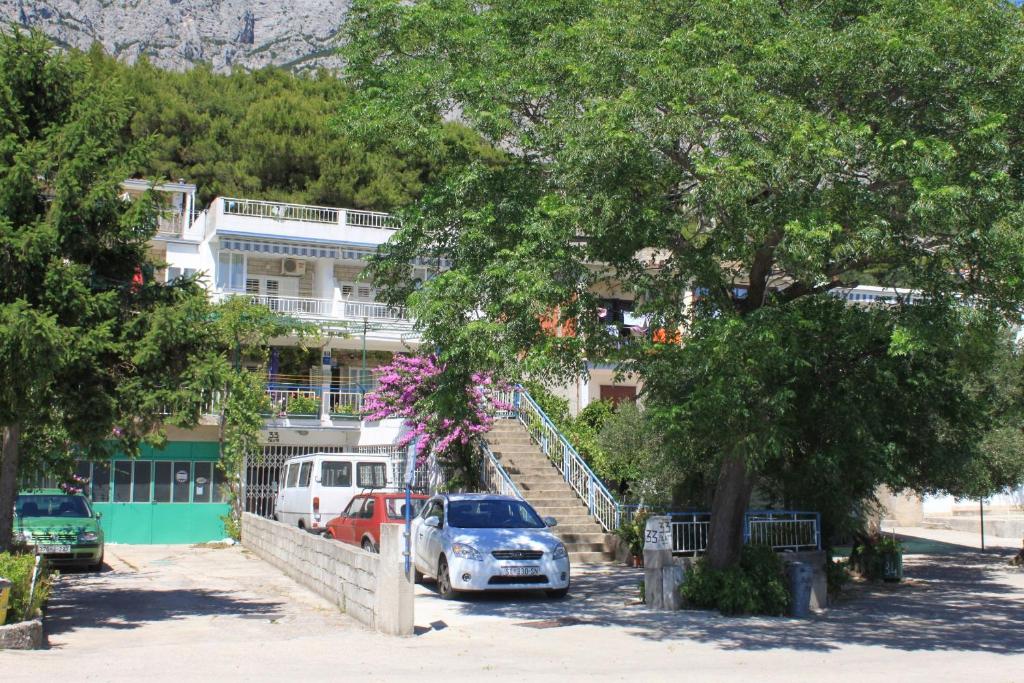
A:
[298, 462, 312, 487]
[172, 462, 191, 502]
[193, 462, 213, 503]
[212, 466, 227, 503]
[216, 252, 245, 291]
[114, 461, 132, 502]
[133, 462, 152, 503]
[386, 497, 425, 519]
[92, 462, 111, 503]
[154, 462, 172, 502]
[447, 500, 545, 529]
[265, 279, 280, 296]
[321, 462, 351, 488]
[285, 463, 300, 488]
[422, 500, 444, 524]
[344, 498, 365, 518]
[246, 278, 260, 295]
[361, 499, 375, 519]
[356, 462, 387, 489]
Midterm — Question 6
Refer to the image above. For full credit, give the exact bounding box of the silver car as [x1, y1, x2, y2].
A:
[413, 493, 571, 599]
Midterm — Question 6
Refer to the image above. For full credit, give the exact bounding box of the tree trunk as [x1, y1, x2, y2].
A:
[706, 454, 754, 570]
[0, 423, 23, 553]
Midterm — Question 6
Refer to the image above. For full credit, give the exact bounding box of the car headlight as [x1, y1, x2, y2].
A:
[552, 544, 568, 560]
[450, 543, 483, 561]
[78, 531, 99, 543]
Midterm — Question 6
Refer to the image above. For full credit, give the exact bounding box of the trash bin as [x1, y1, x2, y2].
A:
[0, 577, 11, 626]
[786, 561, 813, 618]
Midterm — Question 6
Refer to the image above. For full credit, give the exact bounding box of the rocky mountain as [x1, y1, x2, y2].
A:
[2, 1, 350, 72]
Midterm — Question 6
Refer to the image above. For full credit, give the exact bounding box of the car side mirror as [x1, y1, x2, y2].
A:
[95, 512, 102, 519]
[424, 516, 441, 529]
[543, 516, 558, 528]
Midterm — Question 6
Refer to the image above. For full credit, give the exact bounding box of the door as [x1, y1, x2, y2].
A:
[278, 462, 302, 525]
[355, 497, 377, 547]
[415, 499, 444, 571]
[295, 460, 313, 527]
[317, 459, 354, 519]
[335, 498, 363, 545]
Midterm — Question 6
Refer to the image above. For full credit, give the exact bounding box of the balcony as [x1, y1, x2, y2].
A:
[205, 197, 399, 247]
[212, 291, 414, 328]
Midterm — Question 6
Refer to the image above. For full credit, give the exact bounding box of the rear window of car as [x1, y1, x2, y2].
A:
[321, 462, 352, 487]
[386, 498, 426, 519]
[16, 495, 91, 518]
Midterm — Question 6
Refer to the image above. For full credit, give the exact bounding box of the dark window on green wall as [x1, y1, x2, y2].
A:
[172, 462, 191, 502]
[114, 462, 132, 502]
[154, 462, 172, 502]
[193, 462, 212, 503]
[212, 466, 227, 503]
[92, 462, 111, 502]
[133, 462, 152, 503]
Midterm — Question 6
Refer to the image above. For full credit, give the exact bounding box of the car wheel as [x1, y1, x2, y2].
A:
[362, 539, 378, 554]
[547, 586, 569, 599]
[89, 553, 104, 572]
[436, 557, 458, 600]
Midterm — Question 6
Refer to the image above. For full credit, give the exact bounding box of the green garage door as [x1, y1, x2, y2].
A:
[82, 441, 230, 544]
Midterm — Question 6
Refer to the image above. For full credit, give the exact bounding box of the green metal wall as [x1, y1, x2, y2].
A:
[88, 441, 229, 544]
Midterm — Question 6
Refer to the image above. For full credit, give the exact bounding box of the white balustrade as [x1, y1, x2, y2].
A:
[220, 197, 398, 230]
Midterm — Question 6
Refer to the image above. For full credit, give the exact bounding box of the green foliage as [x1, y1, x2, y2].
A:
[849, 534, 904, 580]
[284, 395, 321, 415]
[825, 558, 851, 600]
[615, 508, 650, 556]
[343, 0, 1024, 568]
[0, 552, 50, 624]
[681, 546, 790, 616]
[0, 29, 212, 549]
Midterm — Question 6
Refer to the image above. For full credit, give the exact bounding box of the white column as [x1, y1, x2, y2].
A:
[320, 348, 332, 424]
[314, 258, 335, 314]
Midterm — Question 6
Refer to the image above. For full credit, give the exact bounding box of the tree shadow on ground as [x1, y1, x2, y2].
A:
[44, 572, 285, 640]
[422, 549, 1023, 654]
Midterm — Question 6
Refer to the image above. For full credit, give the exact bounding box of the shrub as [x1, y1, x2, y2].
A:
[284, 394, 320, 414]
[0, 552, 51, 625]
[681, 545, 790, 616]
[825, 557, 850, 599]
[615, 509, 651, 557]
[849, 533, 903, 580]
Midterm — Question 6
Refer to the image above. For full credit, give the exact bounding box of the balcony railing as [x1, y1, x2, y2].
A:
[155, 209, 185, 237]
[220, 197, 398, 230]
[213, 291, 412, 326]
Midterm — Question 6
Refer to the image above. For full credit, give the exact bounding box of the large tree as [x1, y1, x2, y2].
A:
[343, 0, 1024, 567]
[0, 30, 211, 551]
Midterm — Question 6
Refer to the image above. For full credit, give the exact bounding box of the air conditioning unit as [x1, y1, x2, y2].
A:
[280, 258, 307, 276]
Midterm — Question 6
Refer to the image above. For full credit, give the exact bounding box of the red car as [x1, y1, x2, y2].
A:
[325, 492, 428, 553]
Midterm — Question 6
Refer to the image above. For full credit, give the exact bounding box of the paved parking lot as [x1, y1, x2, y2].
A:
[1, 532, 1022, 681]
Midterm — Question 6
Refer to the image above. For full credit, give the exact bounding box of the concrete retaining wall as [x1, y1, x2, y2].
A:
[242, 513, 413, 635]
[0, 619, 43, 650]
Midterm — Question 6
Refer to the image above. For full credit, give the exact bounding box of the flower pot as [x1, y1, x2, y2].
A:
[632, 554, 644, 568]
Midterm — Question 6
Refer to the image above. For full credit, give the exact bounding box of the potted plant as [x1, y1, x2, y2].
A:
[616, 509, 650, 567]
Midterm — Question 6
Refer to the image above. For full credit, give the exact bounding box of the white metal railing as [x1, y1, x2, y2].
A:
[512, 388, 621, 531]
[247, 294, 335, 318]
[670, 513, 712, 556]
[479, 440, 524, 500]
[220, 197, 398, 230]
[343, 300, 411, 323]
[155, 209, 184, 237]
[744, 511, 821, 552]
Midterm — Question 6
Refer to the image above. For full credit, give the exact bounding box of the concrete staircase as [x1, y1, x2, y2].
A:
[485, 420, 615, 563]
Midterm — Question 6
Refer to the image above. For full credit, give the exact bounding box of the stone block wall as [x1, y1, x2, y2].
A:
[242, 513, 413, 635]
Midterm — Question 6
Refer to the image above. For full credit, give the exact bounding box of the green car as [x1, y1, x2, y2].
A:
[14, 489, 105, 571]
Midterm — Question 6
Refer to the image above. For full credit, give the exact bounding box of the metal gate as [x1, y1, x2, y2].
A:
[243, 444, 413, 518]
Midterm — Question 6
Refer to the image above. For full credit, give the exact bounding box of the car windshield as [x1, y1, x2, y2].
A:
[16, 494, 91, 519]
[447, 500, 545, 529]
[385, 498, 426, 520]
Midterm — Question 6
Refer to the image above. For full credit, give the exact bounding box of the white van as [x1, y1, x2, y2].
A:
[273, 453, 393, 532]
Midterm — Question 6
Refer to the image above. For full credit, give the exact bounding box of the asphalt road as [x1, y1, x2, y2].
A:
[1, 530, 1022, 682]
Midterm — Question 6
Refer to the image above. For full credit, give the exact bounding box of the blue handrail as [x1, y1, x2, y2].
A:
[478, 439, 524, 500]
[513, 387, 621, 530]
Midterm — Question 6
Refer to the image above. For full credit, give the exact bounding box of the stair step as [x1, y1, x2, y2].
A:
[569, 551, 610, 564]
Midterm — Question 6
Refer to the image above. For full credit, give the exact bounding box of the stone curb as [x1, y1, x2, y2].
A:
[0, 618, 43, 650]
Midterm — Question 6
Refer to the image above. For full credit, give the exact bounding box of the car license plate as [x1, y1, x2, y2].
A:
[501, 566, 540, 577]
[40, 544, 71, 554]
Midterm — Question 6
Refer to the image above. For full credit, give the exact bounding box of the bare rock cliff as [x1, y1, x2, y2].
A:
[1, 0, 351, 72]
